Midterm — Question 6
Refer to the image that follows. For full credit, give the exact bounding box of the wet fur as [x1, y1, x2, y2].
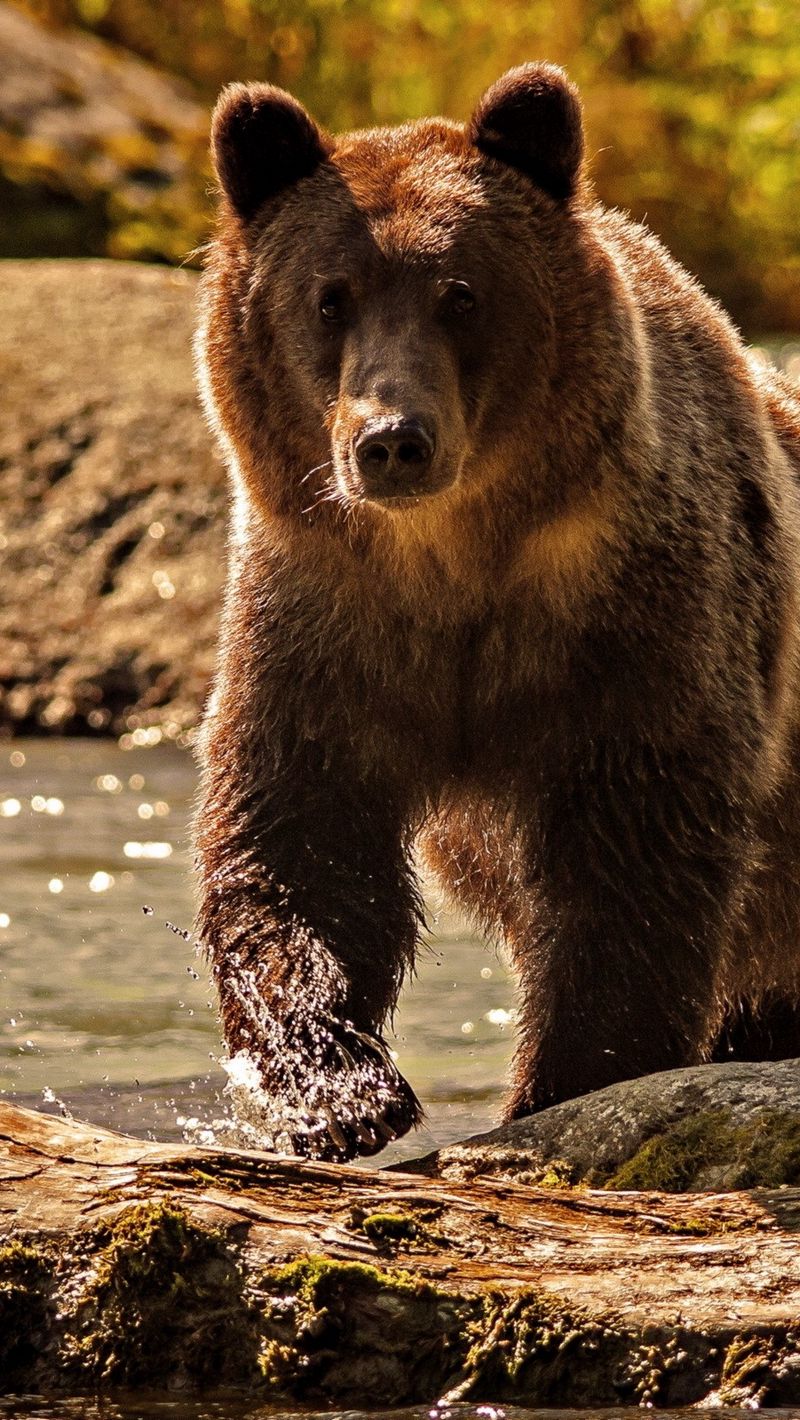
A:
[195, 65, 800, 1158]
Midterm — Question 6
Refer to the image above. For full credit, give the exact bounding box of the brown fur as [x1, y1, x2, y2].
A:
[195, 64, 800, 1159]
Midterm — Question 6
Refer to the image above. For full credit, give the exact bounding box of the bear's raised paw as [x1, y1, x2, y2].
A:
[292, 1023, 422, 1162]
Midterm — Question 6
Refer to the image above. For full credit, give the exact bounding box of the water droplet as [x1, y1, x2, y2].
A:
[485, 1008, 515, 1028]
[9, 751, 25, 768]
[48, 878, 64, 894]
[0, 799, 21, 818]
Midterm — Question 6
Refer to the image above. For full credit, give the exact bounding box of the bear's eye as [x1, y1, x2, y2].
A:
[442, 280, 477, 318]
[318, 286, 348, 324]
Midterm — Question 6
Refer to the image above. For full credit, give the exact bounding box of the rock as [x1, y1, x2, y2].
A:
[398, 1058, 800, 1191]
[0, 258, 225, 738]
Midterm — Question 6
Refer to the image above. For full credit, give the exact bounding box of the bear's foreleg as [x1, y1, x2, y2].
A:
[196, 737, 423, 1160]
[504, 739, 756, 1117]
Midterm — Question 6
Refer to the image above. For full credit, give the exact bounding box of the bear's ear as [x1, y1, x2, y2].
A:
[469, 63, 584, 200]
[211, 83, 333, 221]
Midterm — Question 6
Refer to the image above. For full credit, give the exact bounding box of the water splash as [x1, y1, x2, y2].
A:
[42, 1085, 73, 1120]
[193, 945, 417, 1158]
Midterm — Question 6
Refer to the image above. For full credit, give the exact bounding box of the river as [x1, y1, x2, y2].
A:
[0, 738, 516, 1161]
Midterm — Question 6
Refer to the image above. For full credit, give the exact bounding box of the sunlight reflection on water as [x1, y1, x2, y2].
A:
[0, 739, 518, 1165]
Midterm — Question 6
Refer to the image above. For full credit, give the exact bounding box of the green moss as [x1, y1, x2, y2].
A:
[0, 1238, 53, 1379]
[254, 1258, 633, 1407]
[530, 1159, 579, 1189]
[603, 1110, 800, 1192]
[257, 1254, 471, 1404]
[359, 1212, 419, 1244]
[664, 1217, 711, 1235]
[444, 1285, 624, 1404]
[736, 1112, 800, 1189]
[264, 1254, 440, 1304]
[60, 1199, 260, 1386]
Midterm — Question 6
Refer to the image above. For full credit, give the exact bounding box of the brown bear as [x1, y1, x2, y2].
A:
[195, 63, 800, 1161]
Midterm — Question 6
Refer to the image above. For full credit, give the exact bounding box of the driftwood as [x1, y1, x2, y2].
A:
[1, 1101, 800, 1407]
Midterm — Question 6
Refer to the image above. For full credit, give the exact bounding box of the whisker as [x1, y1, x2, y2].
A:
[300, 477, 346, 517]
[299, 460, 333, 487]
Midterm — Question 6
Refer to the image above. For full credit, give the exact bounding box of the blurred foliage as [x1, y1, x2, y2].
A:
[7, 0, 800, 331]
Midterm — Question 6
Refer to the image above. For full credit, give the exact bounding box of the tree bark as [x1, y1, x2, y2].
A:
[1, 1100, 799, 1406]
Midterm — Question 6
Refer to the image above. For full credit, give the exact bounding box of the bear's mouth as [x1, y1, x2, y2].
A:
[337, 465, 458, 508]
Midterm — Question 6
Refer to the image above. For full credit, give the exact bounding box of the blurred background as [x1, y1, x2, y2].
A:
[1, 0, 799, 331]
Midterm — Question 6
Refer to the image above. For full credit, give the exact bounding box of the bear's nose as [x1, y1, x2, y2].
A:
[353, 419, 435, 485]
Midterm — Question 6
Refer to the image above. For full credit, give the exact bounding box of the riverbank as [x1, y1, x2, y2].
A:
[0, 259, 223, 739]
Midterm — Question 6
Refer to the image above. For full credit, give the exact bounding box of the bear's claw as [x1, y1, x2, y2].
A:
[295, 1031, 422, 1162]
[247, 1015, 422, 1162]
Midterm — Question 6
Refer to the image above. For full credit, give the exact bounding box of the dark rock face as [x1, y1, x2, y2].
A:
[400, 1057, 800, 1191]
[0, 258, 224, 738]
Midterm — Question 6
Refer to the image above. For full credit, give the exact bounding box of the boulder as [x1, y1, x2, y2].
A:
[399, 1058, 800, 1192]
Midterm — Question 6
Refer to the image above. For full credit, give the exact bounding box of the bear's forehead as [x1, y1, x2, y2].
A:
[328, 122, 493, 259]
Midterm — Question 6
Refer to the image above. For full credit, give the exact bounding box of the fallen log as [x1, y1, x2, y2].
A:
[1, 1101, 800, 1407]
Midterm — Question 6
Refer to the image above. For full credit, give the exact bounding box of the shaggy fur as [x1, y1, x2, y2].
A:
[195, 63, 800, 1160]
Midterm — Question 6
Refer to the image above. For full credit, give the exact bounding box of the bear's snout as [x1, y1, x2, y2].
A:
[352, 416, 437, 500]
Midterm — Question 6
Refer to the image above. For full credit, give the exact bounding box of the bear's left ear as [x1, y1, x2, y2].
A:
[469, 63, 584, 201]
[212, 82, 333, 221]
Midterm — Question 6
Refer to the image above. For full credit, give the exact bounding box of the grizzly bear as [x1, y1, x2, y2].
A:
[195, 63, 800, 1160]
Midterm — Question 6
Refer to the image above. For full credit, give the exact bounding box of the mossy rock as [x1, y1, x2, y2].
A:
[257, 1256, 472, 1404]
[60, 1201, 261, 1387]
[604, 1109, 800, 1192]
[403, 1058, 800, 1191]
[0, 1238, 55, 1382]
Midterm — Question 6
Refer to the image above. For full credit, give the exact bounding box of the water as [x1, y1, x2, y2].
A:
[2, 1404, 792, 1420]
[0, 739, 518, 1162]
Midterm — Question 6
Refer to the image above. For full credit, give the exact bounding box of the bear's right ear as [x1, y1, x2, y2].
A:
[211, 83, 333, 221]
[469, 63, 584, 200]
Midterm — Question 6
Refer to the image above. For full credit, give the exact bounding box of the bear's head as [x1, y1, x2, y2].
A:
[199, 65, 627, 525]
